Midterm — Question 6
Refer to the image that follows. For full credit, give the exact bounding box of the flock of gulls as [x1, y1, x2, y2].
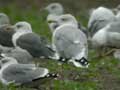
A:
[0, 2, 119, 88]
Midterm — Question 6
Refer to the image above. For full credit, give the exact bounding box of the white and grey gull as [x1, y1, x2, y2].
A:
[91, 17, 120, 57]
[0, 56, 58, 86]
[51, 14, 89, 68]
[12, 21, 55, 59]
[0, 13, 15, 47]
[88, 6, 115, 37]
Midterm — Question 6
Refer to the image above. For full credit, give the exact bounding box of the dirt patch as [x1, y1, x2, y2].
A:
[98, 67, 120, 90]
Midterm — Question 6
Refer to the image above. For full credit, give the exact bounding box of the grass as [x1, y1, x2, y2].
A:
[0, 2, 120, 90]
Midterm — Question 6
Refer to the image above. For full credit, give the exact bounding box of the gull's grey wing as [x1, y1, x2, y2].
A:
[88, 7, 114, 28]
[88, 7, 115, 36]
[88, 20, 109, 36]
[103, 20, 120, 48]
[107, 31, 120, 48]
[2, 64, 48, 85]
[107, 19, 120, 33]
[3, 48, 33, 64]
[0, 45, 13, 53]
[53, 25, 87, 58]
[16, 33, 54, 58]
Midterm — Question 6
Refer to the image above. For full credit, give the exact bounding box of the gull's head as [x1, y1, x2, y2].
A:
[45, 3, 63, 15]
[0, 56, 18, 67]
[14, 21, 32, 32]
[0, 13, 10, 25]
[47, 14, 78, 32]
[113, 4, 120, 14]
[47, 14, 59, 32]
[56, 14, 78, 27]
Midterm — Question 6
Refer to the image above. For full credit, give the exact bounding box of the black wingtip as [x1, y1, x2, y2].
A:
[45, 73, 59, 78]
[32, 73, 59, 81]
[75, 57, 89, 66]
[58, 57, 69, 63]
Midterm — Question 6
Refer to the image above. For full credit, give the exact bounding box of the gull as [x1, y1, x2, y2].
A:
[48, 14, 81, 50]
[0, 13, 15, 47]
[51, 14, 88, 68]
[0, 13, 10, 26]
[92, 18, 120, 57]
[12, 21, 55, 58]
[45, 3, 64, 33]
[88, 6, 115, 37]
[1, 47, 33, 64]
[0, 25, 15, 47]
[0, 56, 58, 86]
[45, 3, 64, 15]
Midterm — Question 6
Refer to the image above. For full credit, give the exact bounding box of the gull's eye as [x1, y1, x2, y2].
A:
[47, 20, 53, 24]
[47, 20, 56, 24]
[61, 18, 67, 22]
[16, 24, 22, 28]
[51, 5, 56, 9]
[6, 27, 11, 31]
